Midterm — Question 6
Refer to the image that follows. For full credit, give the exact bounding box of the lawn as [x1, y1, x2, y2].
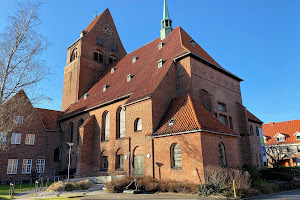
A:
[0, 182, 34, 199]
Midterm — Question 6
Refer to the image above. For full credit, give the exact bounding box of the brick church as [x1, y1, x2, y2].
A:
[0, 1, 263, 183]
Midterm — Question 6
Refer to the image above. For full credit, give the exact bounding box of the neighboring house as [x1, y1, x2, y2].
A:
[0, 90, 62, 181]
[263, 120, 300, 167]
[1, 1, 264, 184]
[246, 110, 265, 169]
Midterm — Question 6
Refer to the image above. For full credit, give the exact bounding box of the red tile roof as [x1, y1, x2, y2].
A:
[246, 109, 263, 124]
[263, 120, 300, 145]
[84, 9, 107, 33]
[153, 94, 237, 136]
[36, 108, 62, 131]
[61, 25, 240, 118]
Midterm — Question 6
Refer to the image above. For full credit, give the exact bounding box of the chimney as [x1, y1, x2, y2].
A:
[270, 122, 274, 126]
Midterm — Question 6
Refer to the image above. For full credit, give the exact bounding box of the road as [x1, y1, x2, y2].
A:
[246, 190, 300, 200]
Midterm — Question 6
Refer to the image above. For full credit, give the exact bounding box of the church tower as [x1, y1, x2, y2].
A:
[61, 9, 127, 110]
[160, 0, 173, 40]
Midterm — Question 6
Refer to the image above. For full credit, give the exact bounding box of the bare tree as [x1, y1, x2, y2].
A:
[0, 0, 50, 104]
[265, 143, 294, 168]
[0, 0, 50, 149]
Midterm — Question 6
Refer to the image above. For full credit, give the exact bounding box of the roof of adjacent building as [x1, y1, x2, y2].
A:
[246, 109, 263, 124]
[263, 119, 300, 145]
[36, 108, 62, 131]
[61, 24, 241, 118]
[153, 94, 237, 136]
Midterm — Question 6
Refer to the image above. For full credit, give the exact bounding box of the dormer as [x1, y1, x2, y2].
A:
[293, 131, 300, 140]
[274, 133, 286, 143]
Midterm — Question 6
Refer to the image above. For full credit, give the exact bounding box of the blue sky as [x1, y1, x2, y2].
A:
[0, 0, 299, 124]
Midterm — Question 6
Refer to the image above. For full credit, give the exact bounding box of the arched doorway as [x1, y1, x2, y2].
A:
[132, 146, 144, 177]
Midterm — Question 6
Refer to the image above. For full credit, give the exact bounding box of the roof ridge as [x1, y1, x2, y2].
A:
[178, 27, 190, 53]
[186, 95, 201, 129]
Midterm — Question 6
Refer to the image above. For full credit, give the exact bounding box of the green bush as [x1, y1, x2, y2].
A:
[242, 164, 261, 184]
[261, 169, 294, 182]
[197, 182, 226, 196]
[64, 183, 80, 191]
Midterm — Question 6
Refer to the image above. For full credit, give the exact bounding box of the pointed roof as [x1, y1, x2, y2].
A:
[153, 94, 237, 136]
[263, 119, 300, 145]
[36, 108, 62, 131]
[246, 109, 263, 124]
[60, 26, 242, 118]
[163, 0, 170, 20]
[85, 8, 108, 33]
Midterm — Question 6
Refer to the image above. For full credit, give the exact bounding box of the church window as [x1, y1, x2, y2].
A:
[102, 111, 110, 141]
[69, 122, 74, 142]
[229, 117, 233, 129]
[99, 38, 103, 46]
[116, 154, 123, 170]
[256, 127, 259, 136]
[70, 48, 78, 62]
[218, 114, 228, 126]
[134, 118, 142, 132]
[54, 148, 61, 162]
[114, 44, 117, 52]
[102, 156, 108, 171]
[117, 108, 125, 138]
[157, 59, 165, 68]
[171, 143, 182, 168]
[111, 43, 114, 51]
[250, 125, 253, 134]
[77, 119, 84, 145]
[96, 37, 99, 45]
[218, 142, 227, 167]
[94, 52, 104, 63]
[109, 57, 113, 64]
[217, 102, 226, 112]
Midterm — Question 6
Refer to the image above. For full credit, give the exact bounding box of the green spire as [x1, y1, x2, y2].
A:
[160, 0, 172, 40]
[163, 0, 170, 19]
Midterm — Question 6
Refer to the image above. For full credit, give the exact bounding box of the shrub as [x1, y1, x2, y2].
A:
[47, 181, 65, 192]
[197, 182, 226, 196]
[242, 164, 260, 184]
[159, 180, 197, 193]
[64, 183, 79, 191]
[136, 176, 159, 191]
[104, 177, 133, 192]
[261, 169, 294, 182]
[74, 180, 94, 190]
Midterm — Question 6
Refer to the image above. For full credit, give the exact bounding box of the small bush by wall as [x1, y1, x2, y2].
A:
[47, 180, 94, 192]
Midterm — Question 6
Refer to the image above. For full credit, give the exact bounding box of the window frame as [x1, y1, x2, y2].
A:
[25, 134, 35, 145]
[102, 112, 110, 141]
[7, 159, 18, 174]
[36, 159, 45, 174]
[14, 116, 23, 124]
[218, 142, 227, 167]
[116, 154, 124, 170]
[0, 132, 7, 143]
[134, 118, 142, 132]
[217, 102, 226, 112]
[11, 133, 22, 144]
[171, 143, 182, 169]
[218, 114, 228, 126]
[22, 159, 32, 174]
[102, 156, 108, 171]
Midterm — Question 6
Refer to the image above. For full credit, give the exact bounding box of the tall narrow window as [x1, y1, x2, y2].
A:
[134, 118, 142, 132]
[77, 119, 84, 145]
[70, 48, 78, 62]
[54, 148, 61, 162]
[256, 127, 259, 136]
[99, 38, 103, 46]
[96, 37, 99, 45]
[7, 159, 18, 174]
[22, 159, 32, 174]
[25, 134, 35, 145]
[102, 112, 110, 141]
[118, 109, 125, 138]
[111, 43, 114, 51]
[69, 122, 74, 142]
[36, 159, 45, 174]
[114, 44, 117, 52]
[102, 156, 108, 171]
[116, 154, 123, 170]
[0, 132, 7, 143]
[171, 143, 182, 168]
[250, 125, 253, 134]
[218, 143, 227, 167]
[229, 117, 233, 129]
[218, 114, 228, 125]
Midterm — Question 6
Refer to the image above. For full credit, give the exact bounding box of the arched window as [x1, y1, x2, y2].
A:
[116, 148, 123, 170]
[54, 148, 61, 162]
[171, 143, 182, 168]
[70, 48, 78, 62]
[77, 119, 84, 145]
[102, 112, 110, 141]
[69, 122, 74, 142]
[256, 127, 259, 136]
[249, 125, 253, 134]
[116, 108, 125, 138]
[134, 118, 142, 132]
[218, 143, 227, 167]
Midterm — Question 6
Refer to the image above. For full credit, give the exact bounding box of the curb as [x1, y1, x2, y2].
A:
[240, 189, 300, 200]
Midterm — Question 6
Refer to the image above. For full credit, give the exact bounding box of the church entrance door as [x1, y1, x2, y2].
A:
[134, 156, 144, 177]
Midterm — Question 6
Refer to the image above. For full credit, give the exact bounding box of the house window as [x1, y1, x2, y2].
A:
[117, 108, 125, 138]
[217, 102, 226, 112]
[297, 146, 300, 153]
[14, 116, 23, 124]
[256, 127, 259, 136]
[218, 114, 228, 125]
[93, 52, 103, 63]
[134, 118, 142, 132]
[276, 136, 284, 142]
[116, 154, 123, 170]
[69, 122, 74, 142]
[36, 159, 45, 174]
[250, 125, 253, 134]
[102, 112, 110, 141]
[22, 159, 32, 174]
[102, 156, 108, 171]
[297, 136, 300, 140]
[171, 143, 182, 168]
[25, 134, 35, 145]
[229, 117, 233, 129]
[11, 133, 22, 144]
[7, 159, 18, 174]
[0, 132, 7, 143]
[218, 143, 227, 167]
[54, 148, 61, 162]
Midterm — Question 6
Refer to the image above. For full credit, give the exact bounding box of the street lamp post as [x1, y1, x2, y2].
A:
[67, 142, 74, 183]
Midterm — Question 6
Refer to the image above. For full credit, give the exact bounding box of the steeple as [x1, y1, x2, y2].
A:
[160, 0, 173, 40]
